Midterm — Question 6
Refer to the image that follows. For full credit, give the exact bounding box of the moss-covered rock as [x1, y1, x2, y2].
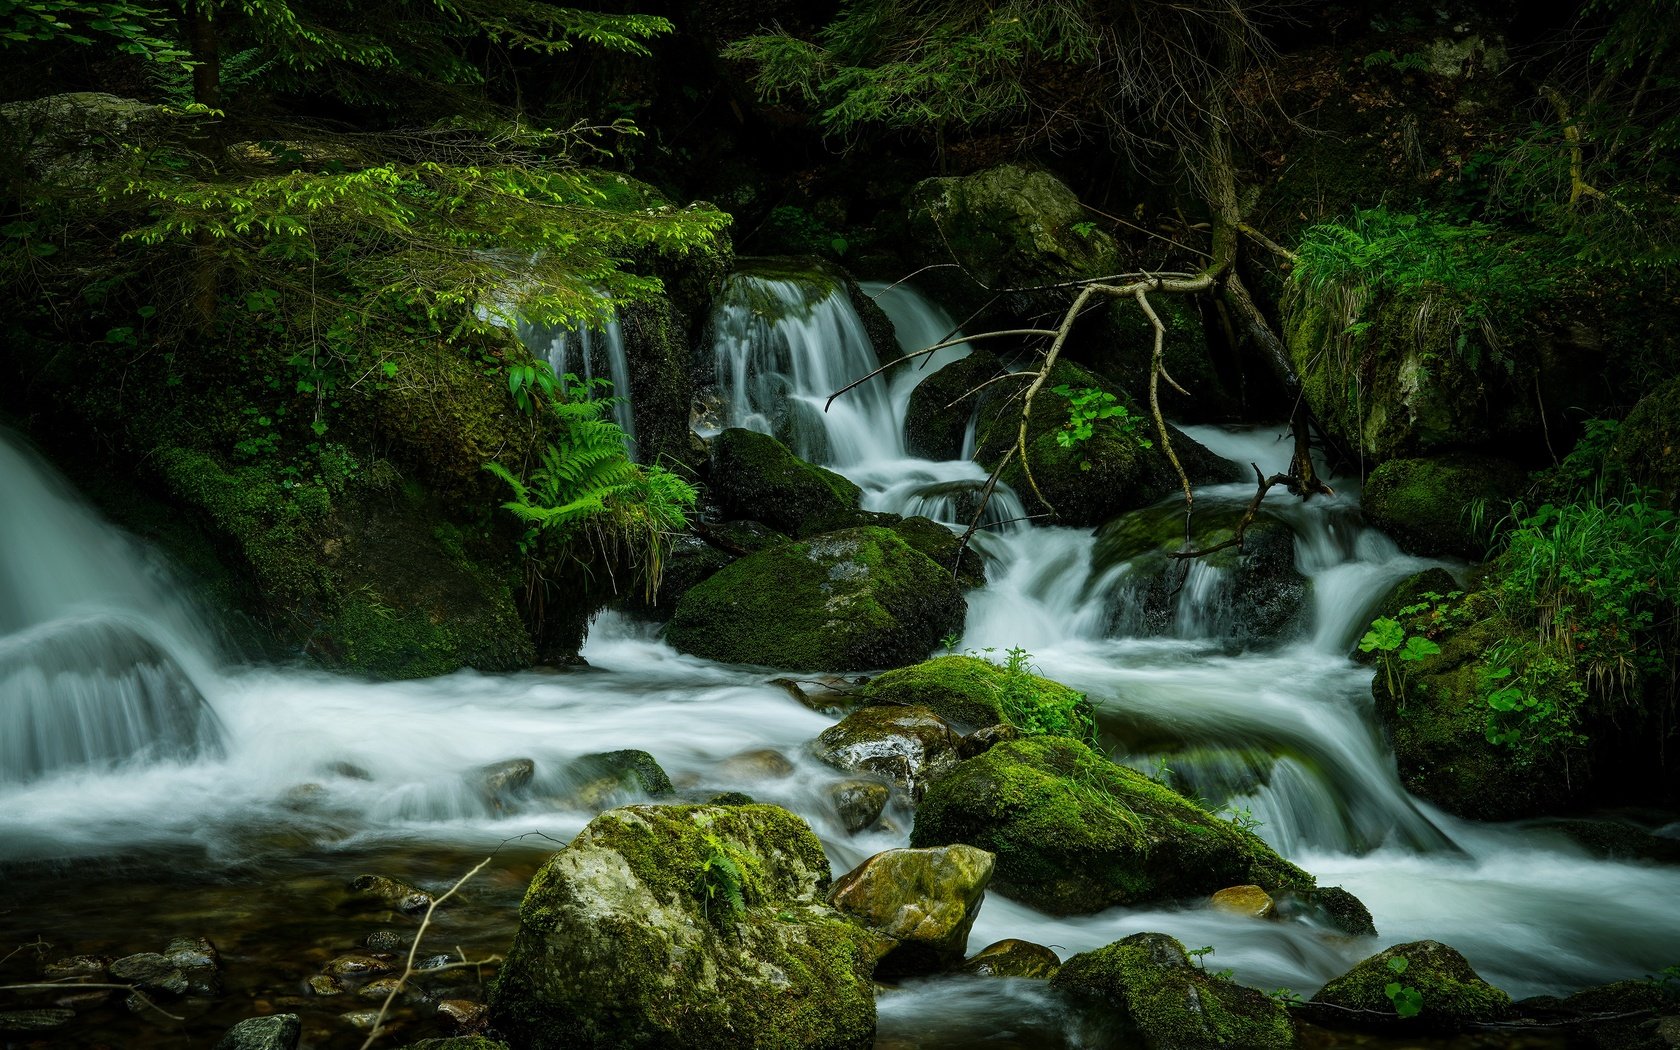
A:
[910, 737, 1318, 915]
[973, 362, 1234, 528]
[1609, 376, 1680, 507]
[706, 428, 864, 537]
[957, 939, 1061, 979]
[1308, 940, 1511, 1032]
[1362, 454, 1527, 559]
[1079, 294, 1242, 424]
[882, 516, 986, 589]
[1053, 932, 1297, 1050]
[813, 705, 962, 794]
[904, 352, 1008, 461]
[859, 655, 1090, 734]
[488, 804, 877, 1050]
[556, 750, 675, 811]
[828, 845, 995, 976]
[905, 165, 1120, 324]
[665, 526, 966, 671]
[1093, 501, 1309, 645]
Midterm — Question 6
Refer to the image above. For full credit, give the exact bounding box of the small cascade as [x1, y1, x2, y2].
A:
[516, 308, 638, 457]
[0, 433, 223, 782]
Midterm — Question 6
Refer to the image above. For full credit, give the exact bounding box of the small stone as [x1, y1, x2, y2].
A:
[830, 779, 890, 834]
[213, 1013, 302, 1050]
[110, 952, 189, 995]
[957, 939, 1061, 979]
[716, 748, 795, 780]
[163, 935, 222, 995]
[1210, 884, 1275, 919]
[348, 874, 434, 914]
[327, 761, 371, 780]
[437, 998, 488, 1029]
[364, 930, 405, 952]
[0, 1010, 75, 1033]
[705, 791, 756, 806]
[958, 723, 1021, 759]
[323, 954, 396, 978]
[559, 750, 675, 809]
[43, 955, 109, 979]
[307, 975, 344, 997]
[813, 705, 961, 797]
[359, 977, 417, 1003]
[338, 1010, 383, 1030]
[828, 845, 996, 976]
[473, 757, 535, 808]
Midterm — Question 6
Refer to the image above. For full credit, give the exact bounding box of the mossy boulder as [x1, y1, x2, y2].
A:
[1308, 940, 1511, 1032]
[905, 165, 1120, 324]
[973, 362, 1234, 528]
[1053, 933, 1296, 1050]
[707, 428, 864, 536]
[665, 526, 966, 671]
[859, 655, 1090, 734]
[1362, 454, 1527, 559]
[828, 845, 996, 976]
[1093, 501, 1309, 645]
[1609, 376, 1680, 506]
[1080, 294, 1241, 423]
[488, 804, 877, 1050]
[909, 737, 1318, 915]
[813, 705, 962, 794]
[882, 516, 986, 589]
[904, 352, 1008, 461]
[556, 750, 675, 810]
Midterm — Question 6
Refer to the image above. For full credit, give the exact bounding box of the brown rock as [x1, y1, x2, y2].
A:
[1210, 884, 1275, 919]
[957, 939, 1061, 979]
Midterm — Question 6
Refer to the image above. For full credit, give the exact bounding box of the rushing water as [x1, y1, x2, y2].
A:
[2, 276, 1678, 1048]
[515, 307, 638, 457]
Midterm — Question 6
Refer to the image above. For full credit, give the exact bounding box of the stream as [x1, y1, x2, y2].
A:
[1, 274, 1677, 1048]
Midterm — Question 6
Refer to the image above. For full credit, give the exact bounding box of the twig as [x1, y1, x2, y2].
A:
[0, 982, 185, 1021]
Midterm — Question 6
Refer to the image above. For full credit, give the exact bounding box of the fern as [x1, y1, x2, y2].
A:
[697, 833, 749, 924]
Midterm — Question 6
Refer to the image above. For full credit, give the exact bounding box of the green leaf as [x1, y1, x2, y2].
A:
[1360, 618, 1405, 653]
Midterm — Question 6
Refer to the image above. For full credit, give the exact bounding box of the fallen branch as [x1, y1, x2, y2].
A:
[0, 981, 185, 1021]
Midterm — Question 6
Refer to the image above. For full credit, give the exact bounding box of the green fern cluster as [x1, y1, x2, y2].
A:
[696, 833, 750, 924]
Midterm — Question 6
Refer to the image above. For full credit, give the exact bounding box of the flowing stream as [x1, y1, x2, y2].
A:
[1, 274, 1677, 1048]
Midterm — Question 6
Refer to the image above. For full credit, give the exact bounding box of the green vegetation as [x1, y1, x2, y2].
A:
[1052, 384, 1151, 472]
[1383, 956, 1424, 1019]
[1359, 616, 1442, 699]
[858, 652, 1091, 735]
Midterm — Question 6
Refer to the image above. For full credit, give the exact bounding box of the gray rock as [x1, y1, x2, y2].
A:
[109, 952, 189, 996]
[830, 779, 890, 833]
[814, 705, 961, 797]
[349, 874, 434, 914]
[473, 757, 535, 808]
[213, 1013, 302, 1050]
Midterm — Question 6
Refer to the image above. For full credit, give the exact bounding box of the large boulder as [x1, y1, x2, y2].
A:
[828, 845, 995, 976]
[910, 737, 1317, 915]
[488, 804, 877, 1050]
[1308, 940, 1511, 1032]
[666, 526, 965, 671]
[859, 655, 1091, 735]
[906, 165, 1120, 323]
[1609, 376, 1680, 506]
[707, 428, 863, 536]
[1053, 933, 1296, 1050]
[882, 515, 986, 589]
[1361, 454, 1528, 559]
[904, 351, 1009, 461]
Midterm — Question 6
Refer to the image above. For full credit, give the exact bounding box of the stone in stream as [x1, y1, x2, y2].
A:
[1209, 884, 1275, 919]
[43, 955, 109, 979]
[813, 705, 961, 797]
[0, 1010, 76, 1033]
[957, 939, 1061, 979]
[361, 976, 426, 1004]
[348, 873, 435, 914]
[706, 427, 865, 537]
[860, 655, 1091, 734]
[109, 952, 190, 996]
[958, 723, 1022, 760]
[830, 779, 890, 834]
[557, 749, 674, 809]
[365, 930, 406, 952]
[828, 845, 996, 976]
[1307, 940, 1511, 1032]
[339, 1010, 384, 1030]
[910, 736, 1323, 916]
[472, 757, 535, 809]
[488, 803, 877, 1049]
[323, 953, 397, 979]
[212, 1013, 302, 1050]
[436, 998, 489, 1030]
[307, 975, 345, 997]
[715, 748, 795, 780]
[1053, 933, 1297, 1050]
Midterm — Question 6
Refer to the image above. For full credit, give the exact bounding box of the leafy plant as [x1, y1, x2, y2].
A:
[1383, 955, 1424, 1018]
[1360, 616, 1440, 697]
[979, 646, 1097, 743]
[1051, 384, 1150, 471]
[696, 833, 749, 924]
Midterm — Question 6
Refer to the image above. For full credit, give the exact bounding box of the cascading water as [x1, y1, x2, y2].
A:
[3, 278, 1679, 1048]
[515, 308, 638, 456]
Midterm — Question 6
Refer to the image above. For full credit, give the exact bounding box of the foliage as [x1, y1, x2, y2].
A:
[978, 645, 1096, 743]
[1360, 615, 1441, 698]
[0, 0, 189, 63]
[486, 370, 696, 601]
[1384, 955, 1424, 1019]
[1051, 383, 1150, 471]
[696, 832, 749, 924]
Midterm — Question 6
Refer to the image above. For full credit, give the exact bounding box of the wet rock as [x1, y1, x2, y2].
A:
[1053, 932, 1296, 1050]
[667, 526, 967, 672]
[213, 1013, 302, 1050]
[0, 1010, 75, 1033]
[708, 427, 864, 536]
[861, 655, 1091, 734]
[958, 723, 1022, 759]
[1308, 940, 1511, 1032]
[904, 352, 1009, 461]
[1209, 885, 1275, 919]
[559, 749, 675, 809]
[1362, 453, 1528, 559]
[771, 676, 856, 717]
[109, 952, 190, 996]
[831, 779, 890, 833]
[473, 757, 535, 808]
[704, 791, 756, 805]
[814, 705, 961, 796]
[323, 954, 397, 979]
[349, 874, 434, 914]
[43, 955, 109, 979]
[365, 930, 405, 952]
[910, 737, 1319, 915]
[488, 804, 877, 1050]
[339, 1010, 383, 1030]
[308, 975, 345, 997]
[716, 748, 795, 780]
[957, 939, 1061, 979]
[327, 761, 372, 779]
[361, 977, 425, 1004]
[829, 845, 996, 976]
[884, 516, 986, 590]
[437, 999, 488, 1030]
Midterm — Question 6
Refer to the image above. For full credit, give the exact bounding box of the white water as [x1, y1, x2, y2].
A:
[2, 277, 1678, 1044]
[515, 308, 638, 457]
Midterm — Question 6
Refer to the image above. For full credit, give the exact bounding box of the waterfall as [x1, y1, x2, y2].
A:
[516, 308, 638, 458]
[0, 433, 223, 782]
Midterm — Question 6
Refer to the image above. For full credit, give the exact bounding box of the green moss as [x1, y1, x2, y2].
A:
[665, 526, 965, 671]
[1053, 933, 1297, 1050]
[860, 655, 1084, 733]
[904, 351, 1007, 460]
[707, 428, 864, 537]
[1609, 376, 1680, 506]
[882, 516, 986, 589]
[910, 737, 1316, 915]
[1310, 940, 1511, 1032]
[1362, 454, 1528, 559]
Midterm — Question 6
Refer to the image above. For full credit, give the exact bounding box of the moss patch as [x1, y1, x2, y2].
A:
[707, 428, 864, 537]
[1309, 940, 1511, 1032]
[1362, 454, 1528, 559]
[860, 655, 1086, 733]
